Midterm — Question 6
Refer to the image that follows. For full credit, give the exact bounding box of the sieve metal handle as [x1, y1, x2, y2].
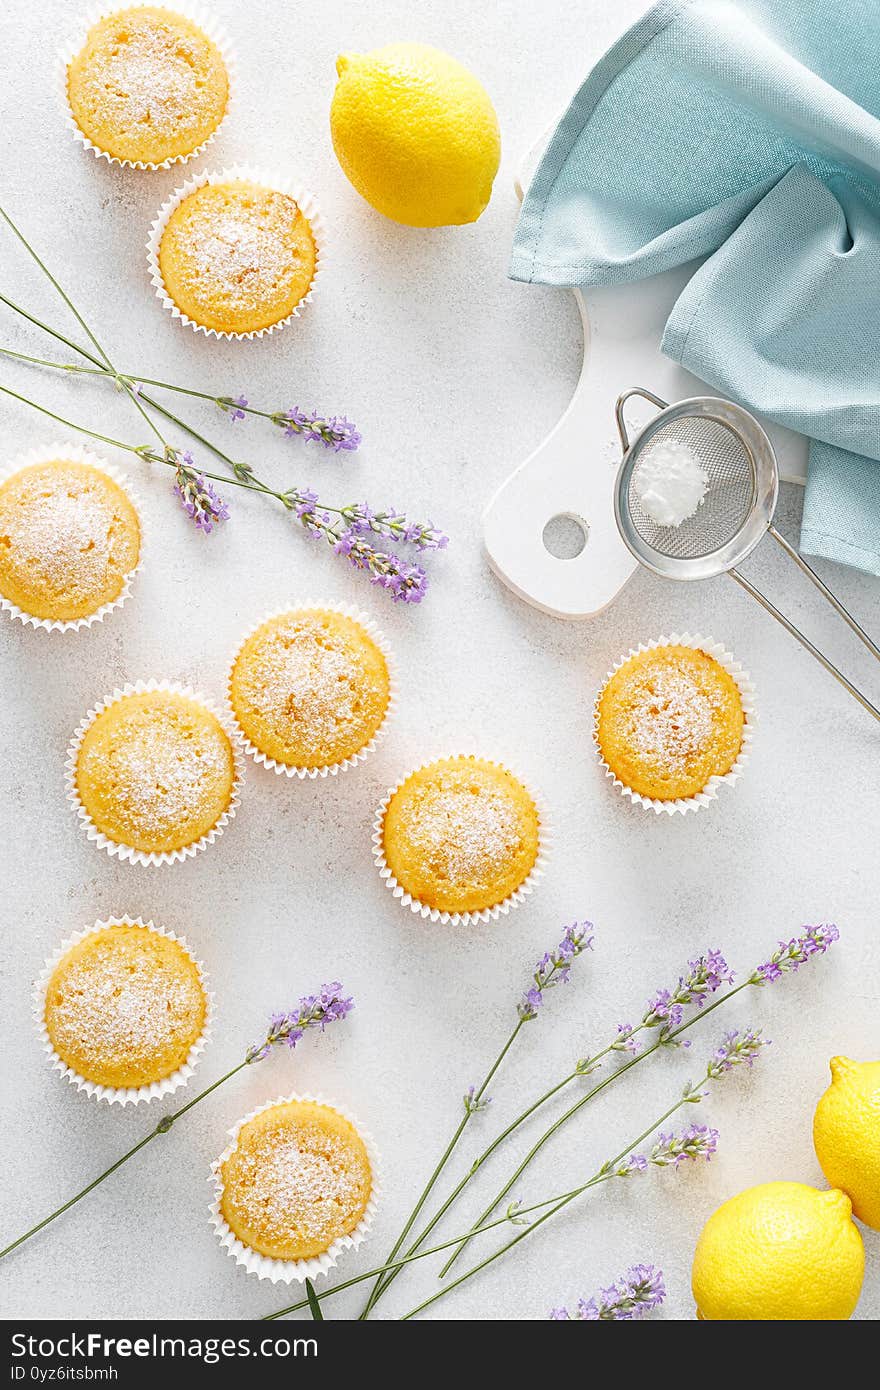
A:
[768, 526, 880, 664]
[615, 388, 669, 452]
[730, 569, 880, 723]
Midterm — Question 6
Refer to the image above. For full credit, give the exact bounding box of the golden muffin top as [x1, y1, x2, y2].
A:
[44, 922, 207, 1089]
[219, 1100, 373, 1262]
[67, 6, 229, 165]
[0, 459, 140, 622]
[74, 690, 236, 854]
[229, 608, 390, 769]
[158, 181, 317, 334]
[381, 756, 541, 915]
[595, 645, 745, 801]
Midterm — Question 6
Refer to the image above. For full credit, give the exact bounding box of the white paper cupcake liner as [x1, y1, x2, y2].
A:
[593, 632, 757, 817]
[372, 754, 552, 926]
[147, 165, 326, 340]
[33, 916, 213, 1106]
[208, 1092, 381, 1284]
[64, 678, 245, 865]
[0, 442, 145, 633]
[227, 603, 397, 779]
[58, 1, 237, 172]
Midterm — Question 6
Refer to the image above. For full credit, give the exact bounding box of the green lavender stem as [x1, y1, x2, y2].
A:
[263, 1183, 594, 1320]
[0, 383, 284, 501]
[357, 1019, 527, 1319]
[0, 1062, 247, 1262]
[361, 976, 751, 1317]
[267, 1073, 710, 1322]
[0, 348, 319, 430]
[0, 206, 165, 448]
[398, 1075, 715, 1322]
[438, 979, 752, 1276]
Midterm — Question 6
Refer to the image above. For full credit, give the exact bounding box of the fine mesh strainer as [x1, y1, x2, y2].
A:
[614, 388, 880, 722]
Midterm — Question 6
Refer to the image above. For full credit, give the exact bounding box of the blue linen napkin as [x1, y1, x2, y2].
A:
[511, 0, 880, 576]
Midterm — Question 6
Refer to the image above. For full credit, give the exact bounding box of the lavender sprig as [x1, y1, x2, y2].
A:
[397, 1028, 766, 1321]
[518, 922, 594, 1022]
[750, 923, 839, 983]
[463, 1086, 492, 1116]
[358, 919, 596, 1317]
[340, 503, 449, 552]
[246, 983, 354, 1063]
[218, 394, 248, 422]
[275, 407, 362, 452]
[551, 1265, 666, 1321]
[706, 1027, 769, 1077]
[639, 949, 735, 1042]
[170, 448, 230, 533]
[0, 980, 353, 1263]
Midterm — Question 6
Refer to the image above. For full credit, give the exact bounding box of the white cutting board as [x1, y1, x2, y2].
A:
[483, 132, 809, 619]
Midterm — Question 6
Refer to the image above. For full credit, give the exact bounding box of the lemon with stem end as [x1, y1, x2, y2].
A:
[330, 43, 501, 227]
[692, 1181, 864, 1320]
[814, 1056, 880, 1230]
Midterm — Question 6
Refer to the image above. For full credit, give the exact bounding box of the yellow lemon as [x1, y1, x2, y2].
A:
[330, 42, 500, 227]
[814, 1056, 880, 1230]
[692, 1181, 864, 1320]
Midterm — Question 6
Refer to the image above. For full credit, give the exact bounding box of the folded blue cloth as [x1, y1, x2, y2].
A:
[511, 0, 880, 576]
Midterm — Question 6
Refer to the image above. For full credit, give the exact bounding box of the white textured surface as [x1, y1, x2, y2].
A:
[1, 0, 878, 1322]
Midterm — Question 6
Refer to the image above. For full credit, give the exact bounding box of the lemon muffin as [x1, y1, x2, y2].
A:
[0, 458, 140, 624]
[157, 180, 318, 334]
[380, 756, 541, 915]
[595, 645, 745, 801]
[66, 7, 230, 167]
[73, 689, 237, 855]
[218, 1099, 373, 1262]
[229, 608, 391, 772]
[43, 920, 207, 1090]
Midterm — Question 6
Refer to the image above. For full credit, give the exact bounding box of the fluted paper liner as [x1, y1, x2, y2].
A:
[147, 165, 326, 340]
[227, 603, 396, 779]
[209, 1092, 381, 1284]
[58, 1, 237, 171]
[0, 443, 144, 633]
[65, 679, 245, 865]
[34, 916, 213, 1106]
[593, 632, 756, 816]
[372, 754, 551, 925]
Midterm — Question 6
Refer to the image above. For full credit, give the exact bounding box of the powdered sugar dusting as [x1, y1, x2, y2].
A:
[0, 464, 138, 610]
[226, 1118, 370, 1251]
[236, 613, 385, 759]
[406, 784, 524, 885]
[625, 665, 724, 773]
[79, 695, 233, 846]
[166, 186, 312, 318]
[69, 9, 227, 145]
[46, 928, 203, 1079]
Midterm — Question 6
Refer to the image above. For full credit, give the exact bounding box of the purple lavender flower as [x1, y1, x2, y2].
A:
[245, 983, 354, 1063]
[643, 989, 685, 1030]
[341, 504, 449, 553]
[553, 1265, 666, 1321]
[218, 394, 248, 422]
[751, 924, 839, 985]
[463, 1085, 492, 1116]
[518, 922, 594, 1021]
[706, 1028, 769, 1078]
[645, 1123, 720, 1168]
[172, 450, 230, 533]
[333, 528, 429, 603]
[613, 1023, 641, 1054]
[277, 407, 361, 452]
[615, 1153, 649, 1176]
[638, 949, 734, 1048]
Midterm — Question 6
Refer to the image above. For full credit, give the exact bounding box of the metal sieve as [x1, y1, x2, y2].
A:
[614, 388, 880, 722]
